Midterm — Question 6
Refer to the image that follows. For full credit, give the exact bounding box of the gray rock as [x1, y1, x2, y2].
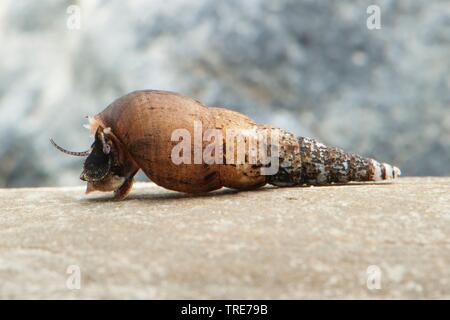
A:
[0, 0, 449, 187]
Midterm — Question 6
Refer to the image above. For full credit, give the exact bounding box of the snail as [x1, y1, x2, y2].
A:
[51, 90, 401, 200]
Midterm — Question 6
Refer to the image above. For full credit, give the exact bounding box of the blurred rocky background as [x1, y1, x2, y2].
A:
[0, 0, 449, 187]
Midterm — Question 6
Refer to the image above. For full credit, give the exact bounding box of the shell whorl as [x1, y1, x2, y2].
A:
[267, 130, 400, 187]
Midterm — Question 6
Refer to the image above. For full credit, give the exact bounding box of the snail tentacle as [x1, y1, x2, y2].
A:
[50, 139, 91, 157]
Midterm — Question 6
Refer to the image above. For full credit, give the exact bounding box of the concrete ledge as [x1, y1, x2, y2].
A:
[0, 177, 449, 299]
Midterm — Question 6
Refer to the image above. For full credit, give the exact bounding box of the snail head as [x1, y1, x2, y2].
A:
[79, 127, 113, 182]
[51, 126, 126, 193]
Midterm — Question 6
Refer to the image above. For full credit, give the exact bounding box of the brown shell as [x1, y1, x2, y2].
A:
[93, 90, 264, 193]
[209, 107, 266, 190]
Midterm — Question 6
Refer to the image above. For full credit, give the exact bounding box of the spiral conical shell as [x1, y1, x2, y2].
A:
[88, 90, 400, 194]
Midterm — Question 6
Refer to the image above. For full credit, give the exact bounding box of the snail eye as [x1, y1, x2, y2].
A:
[103, 143, 111, 154]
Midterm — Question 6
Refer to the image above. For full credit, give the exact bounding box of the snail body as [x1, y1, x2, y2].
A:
[52, 90, 400, 200]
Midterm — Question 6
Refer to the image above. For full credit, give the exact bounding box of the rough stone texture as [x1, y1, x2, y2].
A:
[0, 177, 449, 299]
[1, 1, 450, 187]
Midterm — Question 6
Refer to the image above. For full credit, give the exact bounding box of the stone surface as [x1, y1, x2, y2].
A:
[0, 177, 449, 299]
[1, 1, 450, 187]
